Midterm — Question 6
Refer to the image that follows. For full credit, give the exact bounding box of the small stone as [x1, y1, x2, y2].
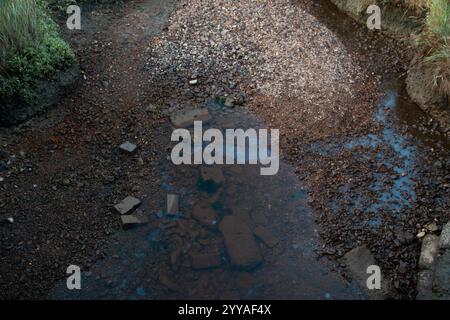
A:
[419, 234, 440, 270]
[426, 222, 438, 232]
[121, 215, 148, 229]
[417, 231, 426, 239]
[224, 96, 235, 108]
[343, 245, 391, 299]
[219, 215, 262, 269]
[191, 252, 222, 269]
[119, 142, 137, 154]
[189, 79, 198, 85]
[114, 196, 141, 215]
[253, 226, 279, 248]
[439, 221, 450, 249]
[170, 108, 211, 128]
[167, 194, 179, 216]
[7, 217, 14, 224]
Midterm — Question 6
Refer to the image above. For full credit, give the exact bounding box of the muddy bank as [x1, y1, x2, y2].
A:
[329, 0, 449, 137]
[0, 63, 80, 126]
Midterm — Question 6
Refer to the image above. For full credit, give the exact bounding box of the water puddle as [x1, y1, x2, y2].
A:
[49, 102, 363, 300]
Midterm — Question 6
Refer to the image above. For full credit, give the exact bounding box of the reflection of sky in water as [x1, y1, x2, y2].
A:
[308, 91, 417, 226]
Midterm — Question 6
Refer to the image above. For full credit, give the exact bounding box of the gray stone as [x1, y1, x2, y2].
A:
[119, 142, 137, 154]
[167, 194, 179, 216]
[343, 245, 391, 299]
[219, 215, 262, 269]
[170, 108, 211, 128]
[224, 96, 235, 108]
[432, 250, 450, 300]
[426, 222, 438, 233]
[253, 226, 279, 248]
[419, 234, 440, 270]
[416, 270, 434, 300]
[114, 196, 141, 215]
[121, 214, 148, 229]
[439, 221, 450, 249]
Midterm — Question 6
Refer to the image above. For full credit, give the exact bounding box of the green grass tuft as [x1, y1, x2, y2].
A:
[0, 0, 75, 104]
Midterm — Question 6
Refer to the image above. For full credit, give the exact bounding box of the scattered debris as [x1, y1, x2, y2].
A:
[219, 215, 262, 269]
[113, 196, 141, 215]
[119, 142, 138, 154]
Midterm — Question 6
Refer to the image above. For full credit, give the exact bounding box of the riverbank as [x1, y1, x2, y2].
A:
[329, 0, 449, 137]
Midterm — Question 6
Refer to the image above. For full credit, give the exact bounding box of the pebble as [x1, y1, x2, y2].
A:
[113, 196, 142, 215]
[119, 142, 138, 154]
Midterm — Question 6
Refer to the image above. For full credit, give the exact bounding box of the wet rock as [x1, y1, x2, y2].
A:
[192, 203, 219, 228]
[432, 250, 450, 299]
[253, 226, 279, 248]
[119, 141, 137, 154]
[416, 270, 434, 300]
[219, 215, 262, 269]
[113, 196, 141, 215]
[167, 194, 179, 216]
[417, 231, 426, 239]
[224, 96, 236, 108]
[191, 252, 222, 269]
[121, 214, 148, 229]
[426, 222, 438, 233]
[170, 108, 211, 128]
[419, 234, 440, 270]
[439, 222, 450, 250]
[343, 245, 391, 299]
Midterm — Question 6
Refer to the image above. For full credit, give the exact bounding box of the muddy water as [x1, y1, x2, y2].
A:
[50, 102, 363, 299]
[49, 0, 449, 300]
